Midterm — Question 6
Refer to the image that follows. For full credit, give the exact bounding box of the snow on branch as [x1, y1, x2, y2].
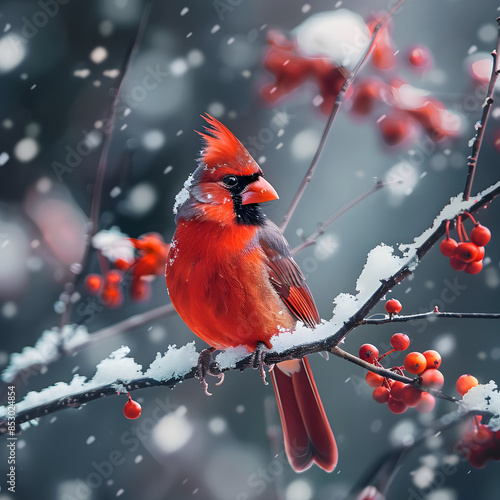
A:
[1, 304, 176, 389]
[0, 344, 198, 434]
[2, 181, 500, 434]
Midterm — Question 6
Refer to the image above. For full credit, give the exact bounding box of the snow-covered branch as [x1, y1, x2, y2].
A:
[2, 180, 500, 434]
[1, 304, 176, 389]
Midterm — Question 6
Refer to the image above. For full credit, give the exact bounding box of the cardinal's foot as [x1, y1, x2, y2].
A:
[197, 347, 224, 396]
[250, 342, 270, 386]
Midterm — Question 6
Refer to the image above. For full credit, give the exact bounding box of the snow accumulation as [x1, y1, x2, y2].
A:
[0, 343, 198, 422]
[144, 342, 198, 380]
[294, 9, 370, 71]
[458, 380, 500, 431]
[173, 173, 194, 214]
[2, 324, 90, 384]
[92, 226, 135, 263]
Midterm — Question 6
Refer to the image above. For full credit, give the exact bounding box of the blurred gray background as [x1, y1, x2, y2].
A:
[0, 0, 500, 499]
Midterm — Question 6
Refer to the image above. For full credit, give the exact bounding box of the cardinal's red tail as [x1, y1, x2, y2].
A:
[271, 357, 338, 473]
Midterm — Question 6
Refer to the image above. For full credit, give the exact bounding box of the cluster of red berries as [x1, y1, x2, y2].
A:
[123, 393, 141, 420]
[359, 332, 444, 414]
[85, 233, 169, 308]
[85, 270, 124, 309]
[457, 419, 500, 468]
[351, 77, 460, 146]
[440, 214, 491, 275]
[454, 376, 500, 468]
[260, 14, 459, 149]
[260, 30, 348, 115]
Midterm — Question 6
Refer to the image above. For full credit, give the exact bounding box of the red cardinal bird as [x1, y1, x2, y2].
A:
[166, 114, 338, 472]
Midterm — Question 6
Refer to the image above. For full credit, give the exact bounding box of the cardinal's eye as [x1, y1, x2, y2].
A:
[222, 175, 238, 187]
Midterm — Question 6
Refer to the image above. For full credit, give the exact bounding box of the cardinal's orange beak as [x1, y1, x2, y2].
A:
[241, 176, 279, 205]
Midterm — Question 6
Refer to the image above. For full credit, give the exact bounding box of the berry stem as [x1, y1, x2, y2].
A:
[457, 216, 464, 242]
[378, 349, 396, 362]
[462, 211, 477, 226]
[445, 220, 451, 239]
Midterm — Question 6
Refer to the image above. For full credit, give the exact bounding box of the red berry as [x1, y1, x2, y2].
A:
[449, 256, 467, 271]
[378, 114, 411, 146]
[456, 374, 479, 396]
[391, 333, 410, 351]
[388, 396, 408, 414]
[473, 246, 485, 262]
[467, 450, 488, 468]
[402, 385, 422, 406]
[85, 274, 103, 296]
[359, 344, 379, 363]
[123, 396, 142, 419]
[366, 371, 384, 387]
[102, 286, 123, 309]
[420, 369, 444, 390]
[470, 224, 491, 247]
[423, 350, 441, 369]
[390, 381, 407, 401]
[408, 46, 432, 69]
[404, 352, 427, 374]
[114, 258, 132, 271]
[416, 392, 435, 413]
[130, 278, 151, 303]
[440, 237, 458, 257]
[385, 299, 402, 315]
[372, 386, 390, 403]
[455, 242, 479, 263]
[465, 260, 483, 274]
[351, 79, 381, 115]
[106, 270, 123, 285]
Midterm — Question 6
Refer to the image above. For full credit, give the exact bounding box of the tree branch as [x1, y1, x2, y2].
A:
[346, 409, 495, 500]
[64, 303, 177, 355]
[58, 3, 152, 328]
[290, 179, 391, 256]
[280, 0, 407, 232]
[463, 17, 500, 201]
[361, 309, 500, 325]
[4, 181, 499, 433]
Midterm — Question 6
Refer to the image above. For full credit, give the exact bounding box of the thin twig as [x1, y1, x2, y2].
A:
[58, 3, 152, 328]
[463, 17, 500, 201]
[64, 303, 176, 354]
[280, 0, 407, 232]
[0, 5, 154, 400]
[361, 310, 500, 326]
[346, 410, 494, 500]
[291, 179, 391, 256]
